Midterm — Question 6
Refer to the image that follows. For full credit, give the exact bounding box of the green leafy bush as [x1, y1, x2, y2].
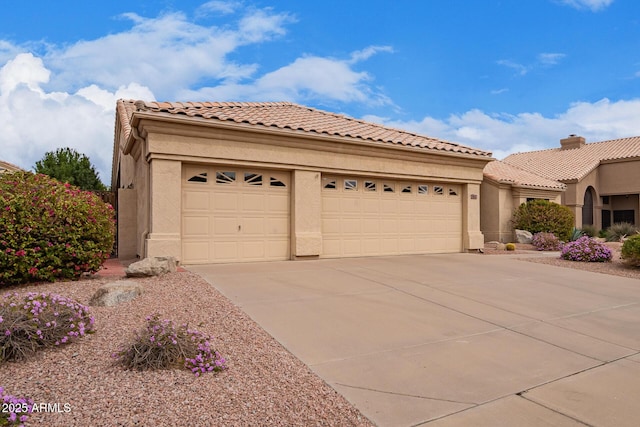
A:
[512, 200, 574, 242]
[605, 222, 638, 242]
[0, 292, 95, 362]
[113, 313, 227, 376]
[0, 172, 115, 286]
[580, 225, 597, 238]
[561, 236, 612, 262]
[531, 232, 563, 251]
[505, 243, 516, 251]
[621, 234, 640, 267]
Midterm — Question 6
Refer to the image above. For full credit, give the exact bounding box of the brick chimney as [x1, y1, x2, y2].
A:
[560, 134, 585, 150]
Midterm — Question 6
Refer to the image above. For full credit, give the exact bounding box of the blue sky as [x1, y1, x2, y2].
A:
[1, 0, 639, 184]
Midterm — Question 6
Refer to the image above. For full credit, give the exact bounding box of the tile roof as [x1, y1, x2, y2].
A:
[117, 100, 492, 158]
[503, 136, 640, 181]
[0, 160, 23, 174]
[483, 160, 566, 190]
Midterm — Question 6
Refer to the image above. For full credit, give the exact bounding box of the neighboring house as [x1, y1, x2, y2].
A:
[112, 100, 492, 263]
[0, 160, 23, 174]
[481, 160, 566, 242]
[503, 135, 640, 231]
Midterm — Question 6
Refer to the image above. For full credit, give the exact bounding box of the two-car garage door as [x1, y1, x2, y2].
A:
[181, 164, 462, 263]
[322, 176, 462, 257]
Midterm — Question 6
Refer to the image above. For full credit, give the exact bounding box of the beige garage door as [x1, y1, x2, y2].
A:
[182, 165, 290, 264]
[322, 176, 462, 257]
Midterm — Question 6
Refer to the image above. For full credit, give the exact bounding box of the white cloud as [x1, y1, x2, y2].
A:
[0, 53, 155, 185]
[349, 46, 393, 64]
[497, 59, 529, 76]
[42, 8, 294, 97]
[557, 0, 614, 11]
[363, 98, 640, 159]
[498, 53, 566, 76]
[196, 1, 242, 16]
[180, 47, 394, 106]
[538, 52, 566, 66]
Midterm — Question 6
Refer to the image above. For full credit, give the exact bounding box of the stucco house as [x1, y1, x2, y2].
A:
[0, 160, 23, 174]
[481, 160, 565, 242]
[503, 135, 640, 231]
[112, 100, 492, 263]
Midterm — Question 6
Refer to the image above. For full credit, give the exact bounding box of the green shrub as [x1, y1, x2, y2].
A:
[113, 313, 227, 376]
[580, 225, 597, 238]
[605, 222, 638, 242]
[561, 237, 612, 262]
[531, 232, 563, 251]
[0, 172, 115, 286]
[0, 292, 95, 362]
[505, 243, 516, 251]
[621, 234, 640, 267]
[512, 200, 574, 242]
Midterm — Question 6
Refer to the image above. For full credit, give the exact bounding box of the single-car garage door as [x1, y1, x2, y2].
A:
[322, 176, 462, 257]
[182, 165, 290, 264]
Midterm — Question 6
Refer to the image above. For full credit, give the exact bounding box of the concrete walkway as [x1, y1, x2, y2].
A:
[189, 254, 640, 426]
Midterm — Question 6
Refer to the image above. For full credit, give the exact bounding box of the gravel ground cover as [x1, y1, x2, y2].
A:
[484, 242, 640, 280]
[0, 272, 373, 426]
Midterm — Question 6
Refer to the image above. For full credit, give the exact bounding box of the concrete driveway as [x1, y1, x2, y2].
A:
[189, 254, 640, 426]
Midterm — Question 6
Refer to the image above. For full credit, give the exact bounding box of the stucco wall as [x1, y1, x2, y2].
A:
[599, 160, 640, 195]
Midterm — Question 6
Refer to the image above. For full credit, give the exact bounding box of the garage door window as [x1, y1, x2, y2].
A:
[270, 176, 287, 187]
[448, 188, 458, 196]
[401, 185, 412, 194]
[216, 171, 236, 185]
[244, 173, 263, 186]
[434, 186, 444, 195]
[344, 179, 357, 191]
[383, 183, 395, 193]
[187, 172, 208, 183]
[418, 185, 428, 195]
[323, 178, 337, 189]
[364, 181, 376, 191]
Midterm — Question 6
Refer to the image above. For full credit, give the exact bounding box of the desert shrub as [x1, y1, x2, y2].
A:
[512, 200, 574, 242]
[0, 292, 95, 362]
[580, 225, 597, 238]
[505, 243, 516, 251]
[570, 228, 584, 241]
[531, 232, 563, 251]
[113, 313, 226, 376]
[621, 234, 640, 267]
[561, 236, 612, 262]
[605, 222, 638, 242]
[0, 386, 33, 426]
[0, 171, 115, 286]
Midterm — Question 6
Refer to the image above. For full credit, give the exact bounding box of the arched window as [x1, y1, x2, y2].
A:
[582, 187, 595, 226]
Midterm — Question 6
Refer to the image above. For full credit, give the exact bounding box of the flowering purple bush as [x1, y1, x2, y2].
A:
[0, 292, 95, 362]
[0, 387, 33, 426]
[113, 313, 226, 376]
[560, 236, 612, 262]
[0, 171, 115, 286]
[531, 232, 563, 251]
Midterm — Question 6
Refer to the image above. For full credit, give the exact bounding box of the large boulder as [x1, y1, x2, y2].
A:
[125, 256, 177, 277]
[89, 280, 143, 307]
[515, 229, 533, 244]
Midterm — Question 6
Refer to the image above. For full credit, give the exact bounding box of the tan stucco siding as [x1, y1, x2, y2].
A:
[143, 124, 486, 184]
[599, 160, 640, 195]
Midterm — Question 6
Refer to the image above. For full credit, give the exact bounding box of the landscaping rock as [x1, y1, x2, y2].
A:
[515, 229, 533, 244]
[125, 256, 177, 277]
[89, 280, 143, 307]
[486, 241, 506, 250]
